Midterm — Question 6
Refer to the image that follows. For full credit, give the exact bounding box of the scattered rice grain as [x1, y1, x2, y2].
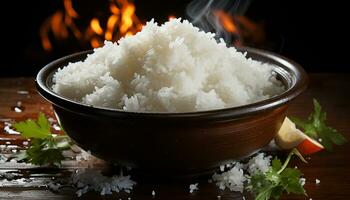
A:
[315, 178, 320, 184]
[189, 183, 199, 193]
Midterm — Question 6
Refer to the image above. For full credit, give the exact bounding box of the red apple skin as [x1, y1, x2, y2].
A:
[297, 139, 324, 155]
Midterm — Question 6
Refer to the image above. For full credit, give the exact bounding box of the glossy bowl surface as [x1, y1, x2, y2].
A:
[36, 47, 308, 176]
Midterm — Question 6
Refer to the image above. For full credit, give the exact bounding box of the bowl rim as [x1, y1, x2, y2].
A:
[36, 47, 308, 121]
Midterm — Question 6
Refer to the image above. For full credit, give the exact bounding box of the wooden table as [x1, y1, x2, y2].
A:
[0, 74, 349, 200]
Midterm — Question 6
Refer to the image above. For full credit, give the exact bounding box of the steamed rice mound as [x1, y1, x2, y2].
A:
[53, 18, 284, 112]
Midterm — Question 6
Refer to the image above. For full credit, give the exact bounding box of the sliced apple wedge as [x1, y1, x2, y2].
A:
[296, 135, 324, 155]
[275, 117, 306, 150]
[275, 117, 324, 155]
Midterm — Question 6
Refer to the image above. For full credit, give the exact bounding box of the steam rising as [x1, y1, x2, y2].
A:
[186, 0, 252, 44]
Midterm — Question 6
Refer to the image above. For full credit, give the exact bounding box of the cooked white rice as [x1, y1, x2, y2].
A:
[71, 169, 136, 197]
[53, 18, 284, 112]
[211, 153, 272, 192]
[246, 153, 272, 175]
[212, 163, 246, 192]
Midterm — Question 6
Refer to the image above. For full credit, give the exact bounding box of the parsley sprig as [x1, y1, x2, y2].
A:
[13, 113, 71, 166]
[291, 99, 347, 150]
[246, 149, 307, 200]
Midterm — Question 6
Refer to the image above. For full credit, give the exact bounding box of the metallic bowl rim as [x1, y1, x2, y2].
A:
[36, 47, 308, 121]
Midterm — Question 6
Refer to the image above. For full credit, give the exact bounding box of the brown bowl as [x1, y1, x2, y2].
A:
[36, 47, 308, 176]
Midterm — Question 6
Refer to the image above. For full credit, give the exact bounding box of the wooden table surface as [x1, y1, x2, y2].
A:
[0, 74, 349, 200]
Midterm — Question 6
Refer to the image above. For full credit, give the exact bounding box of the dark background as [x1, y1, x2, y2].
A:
[0, 0, 349, 77]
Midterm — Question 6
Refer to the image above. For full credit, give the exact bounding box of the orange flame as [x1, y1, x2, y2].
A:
[40, 0, 144, 51]
[90, 18, 104, 35]
[110, 3, 120, 15]
[51, 11, 69, 39]
[40, 23, 52, 51]
[214, 11, 237, 33]
[105, 15, 119, 40]
[91, 38, 102, 48]
[63, 0, 78, 18]
[120, 4, 136, 34]
[214, 10, 265, 46]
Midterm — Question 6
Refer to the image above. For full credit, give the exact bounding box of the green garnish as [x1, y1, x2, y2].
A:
[291, 99, 347, 151]
[246, 149, 307, 200]
[13, 113, 71, 166]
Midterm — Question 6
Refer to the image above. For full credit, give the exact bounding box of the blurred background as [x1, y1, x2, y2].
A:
[0, 0, 349, 77]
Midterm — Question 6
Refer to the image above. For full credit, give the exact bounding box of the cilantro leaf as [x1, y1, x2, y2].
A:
[291, 99, 347, 150]
[13, 113, 51, 139]
[25, 138, 67, 166]
[247, 173, 273, 200]
[280, 168, 305, 195]
[255, 185, 274, 200]
[13, 113, 71, 166]
[271, 158, 282, 171]
[246, 149, 307, 200]
[37, 112, 51, 132]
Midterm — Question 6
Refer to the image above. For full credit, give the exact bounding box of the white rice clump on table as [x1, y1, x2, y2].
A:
[71, 168, 136, 197]
[212, 163, 246, 192]
[211, 153, 272, 192]
[52, 18, 284, 112]
[246, 153, 272, 175]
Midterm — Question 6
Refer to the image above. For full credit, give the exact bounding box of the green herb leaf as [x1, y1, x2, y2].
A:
[280, 168, 305, 195]
[13, 113, 70, 166]
[271, 158, 282, 171]
[291, 99, 347, 150]
[13, 113, 52, 139]
[37, 112, 50, 132]
[25, 138, 62, 166]
[246, 149, 307, 200]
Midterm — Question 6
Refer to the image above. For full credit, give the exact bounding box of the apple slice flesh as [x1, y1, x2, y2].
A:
[275, 117, 306, 150]
[275, 117, 324, 155]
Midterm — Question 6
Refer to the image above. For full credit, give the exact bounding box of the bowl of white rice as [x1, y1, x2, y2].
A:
[36, 19, 307, 176]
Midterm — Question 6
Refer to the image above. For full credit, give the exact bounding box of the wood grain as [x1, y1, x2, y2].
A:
[1, 74, 349, 199]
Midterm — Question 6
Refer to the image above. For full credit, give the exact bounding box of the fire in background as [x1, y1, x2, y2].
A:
[40, 0, 265, 52]
[40, 0, 143, 51]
